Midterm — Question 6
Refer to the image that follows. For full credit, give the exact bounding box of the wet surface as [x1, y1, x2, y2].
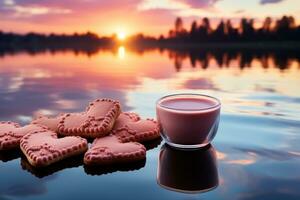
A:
[0, 47, 300, 200]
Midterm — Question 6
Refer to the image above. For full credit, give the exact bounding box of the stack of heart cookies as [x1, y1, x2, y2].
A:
[0, 98, 160, 167]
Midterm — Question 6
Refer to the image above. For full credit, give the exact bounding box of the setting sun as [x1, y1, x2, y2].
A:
[117, 31, 126, 40]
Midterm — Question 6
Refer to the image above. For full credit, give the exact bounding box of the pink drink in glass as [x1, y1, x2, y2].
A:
[156, 94, 221, 148]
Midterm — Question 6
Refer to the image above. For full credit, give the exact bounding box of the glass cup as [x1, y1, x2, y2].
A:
[156, 93, 221, 148]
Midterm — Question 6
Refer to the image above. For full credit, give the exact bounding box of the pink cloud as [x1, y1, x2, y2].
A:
[177, 0, 220, 8]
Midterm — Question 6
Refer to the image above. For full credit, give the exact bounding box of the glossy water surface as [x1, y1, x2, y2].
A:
[0, 47, 300, 200]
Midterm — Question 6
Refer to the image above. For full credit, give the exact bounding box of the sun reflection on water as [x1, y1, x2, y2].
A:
[118, 46, 126, 59]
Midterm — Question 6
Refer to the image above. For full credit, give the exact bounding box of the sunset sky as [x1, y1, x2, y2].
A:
[0, 0, 299, 37]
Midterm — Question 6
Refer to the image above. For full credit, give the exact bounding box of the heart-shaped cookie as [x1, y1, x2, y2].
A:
[20, 130, 88, 167]
[112, 113, 160, 143]
[113, 112, 140, 129]
[58, 99, 121, 138]
[0, 122, 47, 150]
[84, 135, 146, 165]
[84, 113, 160, 165]
[31, 114, 64, 132]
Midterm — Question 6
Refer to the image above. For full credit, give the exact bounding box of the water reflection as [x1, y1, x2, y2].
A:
[1, 47, 299, 123]
[21, 155, 83, 178]
[20, 154, 147, 178]
[157, 144, 218, 193]
[0, 47, 300, 200]
[235, 147, 300, 161]
[84, 159, 146, 176]
[167, 49, 300, 71]
[2, 180, 49, 197]
[143, 137, 162, 150]
[0, 163, 56, 199]
[118, 46, 126, 59]
[1, 47, 300, 71]
[0, 149, 21, 162]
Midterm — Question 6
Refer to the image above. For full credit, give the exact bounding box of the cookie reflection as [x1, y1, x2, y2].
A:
[0, 149, 22, 162]
[21, 155, 83, 178]
[143, 137, 162, 151]
[84, 159, 146, 175]
[157, 144, 218, 193]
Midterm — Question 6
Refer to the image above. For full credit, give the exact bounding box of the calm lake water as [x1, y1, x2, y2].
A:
[0, 46, 300, 200]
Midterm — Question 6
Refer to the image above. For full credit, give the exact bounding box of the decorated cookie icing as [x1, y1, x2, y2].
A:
[20, 130, 88, 167]
[0, 122, 47, 150]
[31, 114, 64, 132]
[112, 113, 160, 143]
[84, 135, 146, 165]
[58, 98, 121, 138]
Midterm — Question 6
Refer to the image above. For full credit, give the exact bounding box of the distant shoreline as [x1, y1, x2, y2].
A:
[1, 39, 300, 57]
[2, 41, 300, 49]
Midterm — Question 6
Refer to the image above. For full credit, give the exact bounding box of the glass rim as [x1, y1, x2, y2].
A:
[156, 93, 221, 111]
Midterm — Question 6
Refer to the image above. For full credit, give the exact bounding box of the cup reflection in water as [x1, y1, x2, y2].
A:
[156, 94, 221, 148]
[157, 144, 218, 193]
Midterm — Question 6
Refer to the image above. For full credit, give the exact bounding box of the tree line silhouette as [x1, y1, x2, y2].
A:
[0, 31, 114, 56]
[162, 15, 300, 43]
